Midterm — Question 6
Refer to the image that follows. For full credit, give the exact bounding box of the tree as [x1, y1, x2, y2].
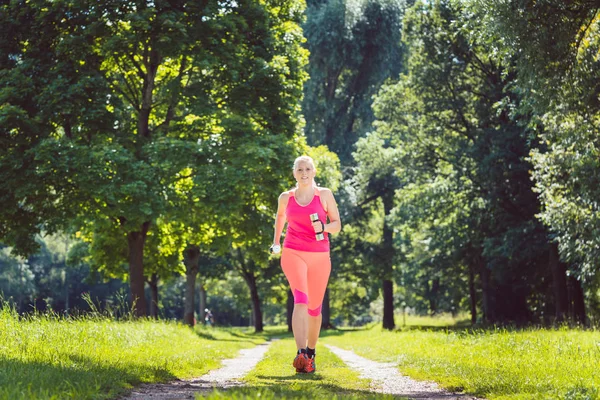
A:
[0, 1, 110, 256]
[369, 0, 554, 323]
[475, 0, 600, 323]
[351, 132, 402, 329]
[2, 0, 308, 317]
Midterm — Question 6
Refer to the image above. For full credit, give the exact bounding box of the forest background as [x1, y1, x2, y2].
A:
[1, 0, 599, 332]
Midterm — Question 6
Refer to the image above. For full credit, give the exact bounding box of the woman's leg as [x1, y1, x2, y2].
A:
[281, 249, 310, 350]
[307, 313, 322, 349]
[306, 252, 331, 349]
[292, 304, 308, 350]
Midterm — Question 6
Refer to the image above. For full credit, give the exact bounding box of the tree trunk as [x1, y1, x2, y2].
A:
[127, 221, 150, 317]
[235, 249, 263, 332]
[148, 273, 159, 319]
[199, 281, 207, 323]
[183, 245, 200, 327]
[244, 271, 263, 333]
[569, 276, 586, 325]
[286, 289, 293, 332]
[468, 264, 477, 325]
[381, 192, 396, 330]
[428, 277, 440, 315]
[64, 269, 70, 315]
[479, 263, 494, 324]
[16, 264, 23, 312]
[321, 288, 333, 329]
[382, 279, 395, 330]
[549, 243, 568, 322]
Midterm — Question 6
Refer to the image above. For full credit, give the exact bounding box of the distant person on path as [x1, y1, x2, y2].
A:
[271, 155, 341, 373]
[204, 308, 214, 326]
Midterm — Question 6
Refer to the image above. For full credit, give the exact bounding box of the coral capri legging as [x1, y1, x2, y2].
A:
[281, 248, 331, 317]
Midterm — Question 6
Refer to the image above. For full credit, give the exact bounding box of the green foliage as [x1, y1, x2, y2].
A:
[1, 0, 309, 317]
[205, 272, 253, 326]
[530, 117, 600, 280]
[302, 0, 406, 163]
[0, 247, 35, 311]
[309, 145, 343, 192]
[0, 233, 137, 315]
[4, 0, 599, 329]
[474, 0, 600, 283]
[329, 278, 376, 325]
[0, 0, 110, 255]
[366, 0, 552, 322]
[348, 132, 400, 296]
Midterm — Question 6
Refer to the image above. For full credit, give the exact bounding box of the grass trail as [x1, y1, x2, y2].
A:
[0, 306, 268, 400]
[200, 337, 399, 400]
[321, 323, 600, 400]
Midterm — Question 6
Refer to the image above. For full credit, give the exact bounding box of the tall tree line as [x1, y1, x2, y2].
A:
[3, 0, 599, 328]
[304, 0, 599, 326]
[1, 0, 308, 329]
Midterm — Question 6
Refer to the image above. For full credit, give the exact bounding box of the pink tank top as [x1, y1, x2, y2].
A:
[283, 187, 330, 252]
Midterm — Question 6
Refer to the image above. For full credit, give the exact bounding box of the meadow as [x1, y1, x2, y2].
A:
[2, 308, 599, 400]
[320, 315, 600, 400]
[0, 305, 267, 400]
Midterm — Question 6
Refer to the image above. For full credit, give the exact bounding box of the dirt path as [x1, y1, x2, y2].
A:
[120, 340, 483, 399]
[120, 340, 274, 400]
[325, 344, 482, 400]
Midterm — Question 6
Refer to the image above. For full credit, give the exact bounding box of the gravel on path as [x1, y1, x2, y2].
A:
[325, 344, 483, 400]
[119, 340, 274, 400]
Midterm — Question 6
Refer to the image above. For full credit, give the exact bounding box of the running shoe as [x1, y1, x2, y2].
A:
[293, 352, 308, 373]
[304, 355, 316, 373]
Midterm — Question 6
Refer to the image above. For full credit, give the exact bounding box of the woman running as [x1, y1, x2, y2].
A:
[271, 155, 341, 373]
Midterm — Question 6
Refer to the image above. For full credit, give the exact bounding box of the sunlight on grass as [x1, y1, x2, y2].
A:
[398, 313, 471, 328]
[322, 324, 600, 400]
[0, 305, 266, 400]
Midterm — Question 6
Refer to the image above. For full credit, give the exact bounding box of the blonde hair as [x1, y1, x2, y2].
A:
[293, 155, 316, 171]
[293, 155, 318, 188]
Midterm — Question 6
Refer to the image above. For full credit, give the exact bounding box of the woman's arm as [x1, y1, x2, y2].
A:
[273, 192, 289, 245]
[321, 188, 341, 234]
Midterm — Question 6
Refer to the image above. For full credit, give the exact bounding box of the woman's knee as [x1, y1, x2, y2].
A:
[307, 304, 322, 316]
[292, 288, 309, 305]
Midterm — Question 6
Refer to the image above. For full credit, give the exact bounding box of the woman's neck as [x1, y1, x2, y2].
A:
[296, 183, 313, 193]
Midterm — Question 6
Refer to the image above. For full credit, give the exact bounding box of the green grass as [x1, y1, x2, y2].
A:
[321, 324, 600, 400]
[0, 306, 268, 400]
[5, 305, 598, 400]
[200, 337, 399, 399]
[395, 313, 472, 328]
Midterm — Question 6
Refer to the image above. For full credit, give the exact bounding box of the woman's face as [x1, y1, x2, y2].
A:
[293, 160, 316, 186]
